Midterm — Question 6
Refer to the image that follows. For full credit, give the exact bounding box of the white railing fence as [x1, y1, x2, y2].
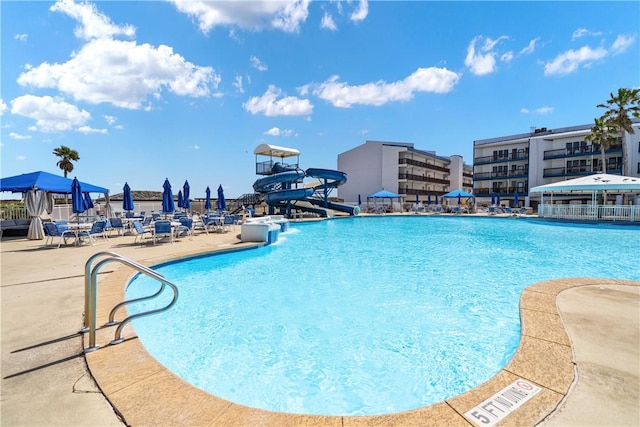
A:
[538, 204, 639, 222]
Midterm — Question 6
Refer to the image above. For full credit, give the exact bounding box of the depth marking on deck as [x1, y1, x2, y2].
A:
[464, 379, 542, 426]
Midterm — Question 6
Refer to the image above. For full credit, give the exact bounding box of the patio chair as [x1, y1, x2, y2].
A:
[153, 220, 173, 245]
[76, 220, 108, 246]
[43, 222, 75, 248]
[132, 221, 150, 245]
[175, 217, 194, 240]
[109, 217, 126, 236]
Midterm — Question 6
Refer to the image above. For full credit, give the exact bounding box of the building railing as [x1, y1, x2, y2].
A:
[474, 152, 529, 165]
[474, 169, 528, 180]
[474, 186, 528, 196]
[543, 143, 622, 160]
[543, 166, 622, 178]
[398, 158, 450, 173]
[538, 204, 639, 222]
[398, 173, 450, 185]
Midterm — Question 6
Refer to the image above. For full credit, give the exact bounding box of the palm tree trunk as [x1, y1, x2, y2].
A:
[600, 145, 607, 173]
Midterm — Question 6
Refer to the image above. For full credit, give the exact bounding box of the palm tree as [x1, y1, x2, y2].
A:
[52, 145, 80, 177]
[597, 88, 640, 175]
[584, 116, 618, 174]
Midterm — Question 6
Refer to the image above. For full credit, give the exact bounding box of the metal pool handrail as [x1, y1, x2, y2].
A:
[83, 252, 178, 352]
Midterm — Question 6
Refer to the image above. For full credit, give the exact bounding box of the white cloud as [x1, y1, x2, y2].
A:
[501, 52, 514, 62]
[321, 12, 337, 31]
[16, 155, 26, 161]
[265, 127, 294, 136]
[544, 45, 607, 76]
[519, 38, 539, 55]
[243, 85, 313, 116]
[233, 75, 245, 93]
[611, 34, 635, 55]
[250, 55, 268, 71]
[51, 0, 135, 40]
[571, 28, 602, 40]
[350, 0, 368, 22]
[77, 125, 107, 134]
[103, 114, 116, 125]
[17, 38, 220, 109]
[465, 36, 509, 75]
[193, 145, 200, 149]
[311, 67, 460, 108]
[0, 99, 7, 116]
[10, 94, 92, 132]
[9, 132, 31, 140]
[521, 106, 554, 115]
[169, 0, 311, 34]
[14, 33, 28, 42]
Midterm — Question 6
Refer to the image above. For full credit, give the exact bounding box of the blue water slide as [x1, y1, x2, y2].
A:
[253, 170, 305, 193]
[305, 168, 347, 187]
[265, 188, 314, 204]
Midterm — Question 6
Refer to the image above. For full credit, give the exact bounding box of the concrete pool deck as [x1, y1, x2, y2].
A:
[1, 222, 639, 426]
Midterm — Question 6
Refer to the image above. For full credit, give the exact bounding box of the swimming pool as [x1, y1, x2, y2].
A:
[127, 216, 640, 416]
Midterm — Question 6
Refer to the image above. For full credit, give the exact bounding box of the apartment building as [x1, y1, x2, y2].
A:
[473, 122, 640, 208]
[337, 140, 473, 205]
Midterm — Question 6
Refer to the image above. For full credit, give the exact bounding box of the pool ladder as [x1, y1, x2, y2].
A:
[82, 251, 178, 353]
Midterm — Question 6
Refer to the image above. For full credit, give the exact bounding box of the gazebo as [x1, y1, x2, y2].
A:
[529, 173, 640, 222]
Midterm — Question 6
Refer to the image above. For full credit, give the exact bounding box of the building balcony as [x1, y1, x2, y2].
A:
[398, 173, 450, 185]
[543, 143, 622, 160]
[473, 186, 528, 196]
[474, 169, 528, 181]
[543, 165, 622, 178]
[474, 152, 529, 165]
[398, 158, 450, 173]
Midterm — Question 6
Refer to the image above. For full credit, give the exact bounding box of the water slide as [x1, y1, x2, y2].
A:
[253, 165, 359, 217]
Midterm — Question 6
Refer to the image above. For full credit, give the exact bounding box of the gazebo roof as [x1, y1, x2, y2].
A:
[530, 173, 640, 193]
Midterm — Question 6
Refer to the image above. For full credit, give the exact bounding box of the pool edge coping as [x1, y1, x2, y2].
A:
[84, 246, 640, 426]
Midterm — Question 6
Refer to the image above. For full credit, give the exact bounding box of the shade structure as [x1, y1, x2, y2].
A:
[71, 177, 86, 215]
[513, 192, 519, 206]
[442, 189, 474, 199]
[162, 178, 175, 214]
[0, 171, 108, 194]
[182, 180, 191, 210]
[368, 189, 401, 199]
[205, 186, 212, 211]
[177, 190, 184, 209]
[217, 185, 226, 211]
[122, 182, 134, 212]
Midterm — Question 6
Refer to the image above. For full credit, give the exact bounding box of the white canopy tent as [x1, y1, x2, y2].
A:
[530, 173, 640, 222]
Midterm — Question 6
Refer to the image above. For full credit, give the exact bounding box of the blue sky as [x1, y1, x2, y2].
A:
[1, 1, 639, 200]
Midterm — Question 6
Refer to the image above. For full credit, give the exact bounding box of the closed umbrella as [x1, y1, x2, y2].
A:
[491, 193, 495, 206]
[513, 191, 519, 207]
[217, 185, 226, 211]
[435, 194, 439, 205]
[182, 180, 191, 210]
[205, 186, 212, 211]
[415, 193, 419, 204]
[427, 194, 432, 205]
[358, 194, 362, 206]
[177, 190, 184, 209]
[496, 194, 501, 206]
[122, 182, 134, 213]
[83, 192, 94, 210]
[71, 177, 86, 226]
[162, 178, 175, 215]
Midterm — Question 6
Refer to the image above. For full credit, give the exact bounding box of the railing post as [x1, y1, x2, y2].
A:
[82, 251, 120, 332]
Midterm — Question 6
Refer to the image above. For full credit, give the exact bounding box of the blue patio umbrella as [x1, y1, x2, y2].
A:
[513, 191, 519, 207]
[205, 186, 212, 211]
[217, 184, 226, 211]
[83, 192, 94, 210]
[358, 194, 362, 206]
[182, 180, 191, 210]
[491, 193, 495, 205]
[427, 194, 432, 205]
[435, 194, 439, 205]
[496, 194, 501, 206]
[71, 177, 86, 215]
[177, 190, 184, 209]
[162, 178, 175, 214]
[122, 182, 134, 212]
[415, 193, 419, 204]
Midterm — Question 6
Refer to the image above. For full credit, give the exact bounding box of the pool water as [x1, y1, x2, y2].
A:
[127, 216, 640, 416]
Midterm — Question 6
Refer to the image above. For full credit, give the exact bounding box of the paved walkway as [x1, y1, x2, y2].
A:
[1, 229, 638, 426]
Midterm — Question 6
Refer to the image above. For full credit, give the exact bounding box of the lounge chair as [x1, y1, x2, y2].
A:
[132, 221, 150, 245]
[76, 220, 108, 246]
[153, 220, 173, 245]
[109, 217, 126, 236]
[176, 217, 194, 240]
[43, 222, 75, 248]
